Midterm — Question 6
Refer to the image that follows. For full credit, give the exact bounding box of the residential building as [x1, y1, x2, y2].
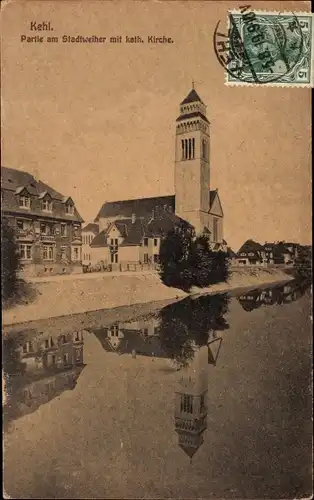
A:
[89, 87, 225, 270]
[1, 167, 84, 276]
[236, 239, 265, 266]
[82, 223, 99, 264]
[263, 241, 298, 265]
[3, 329, 85, 425]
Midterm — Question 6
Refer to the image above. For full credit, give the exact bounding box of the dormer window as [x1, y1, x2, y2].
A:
[42, 199, 52, 212]
[19, 194, 31, 209]
[65, 203, 74, 215]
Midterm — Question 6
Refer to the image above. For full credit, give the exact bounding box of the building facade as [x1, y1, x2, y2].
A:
[3, 329, 85, 425]
[85, 87, 225, 269]
[82, 223, 99, 265]
[1, 167, 84, 276]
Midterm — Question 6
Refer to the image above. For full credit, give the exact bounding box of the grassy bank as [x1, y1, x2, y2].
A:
[2, 267, 293, 328]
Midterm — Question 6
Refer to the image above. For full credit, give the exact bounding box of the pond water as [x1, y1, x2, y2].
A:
[3, 280, 312, 499]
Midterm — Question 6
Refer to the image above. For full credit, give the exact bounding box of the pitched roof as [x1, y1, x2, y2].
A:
[90, 212, 192, 248]
[1, 167, 84, 223]
[1, 167, 64, 200]
[237, 239, 263, 254]
[176, 111, 209, 124]
[94, 195, 175, 221]
[180, 88, 204, 105]
[82, 223, 99, 234]
[95, 191, 219, 223]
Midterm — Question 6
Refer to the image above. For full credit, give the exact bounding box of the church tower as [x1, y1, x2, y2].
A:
[175, 86, 211, 234]
[174, 345, 209, 463]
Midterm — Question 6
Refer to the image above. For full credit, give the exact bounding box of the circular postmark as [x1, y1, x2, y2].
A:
[213, 9, 305, 84]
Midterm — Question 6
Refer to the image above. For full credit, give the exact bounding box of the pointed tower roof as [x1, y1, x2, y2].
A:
[180, 88, 204, 105]
[179, 444, 199, 459]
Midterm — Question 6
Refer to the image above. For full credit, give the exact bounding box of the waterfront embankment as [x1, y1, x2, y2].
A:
[2, 267, 294, 328]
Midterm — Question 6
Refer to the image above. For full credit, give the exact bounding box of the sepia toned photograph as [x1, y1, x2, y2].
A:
[1, 0, 313, 498]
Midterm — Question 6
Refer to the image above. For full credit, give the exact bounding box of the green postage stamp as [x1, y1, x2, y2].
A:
[214, 10, 313, 86]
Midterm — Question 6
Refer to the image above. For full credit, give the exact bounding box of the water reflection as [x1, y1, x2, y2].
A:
[3, 280, 309, 463]
[92, 294, 230, 462]
[3, 329, 85, 429]
[93, 294, 229, 368]
[237, 280, 310, 312]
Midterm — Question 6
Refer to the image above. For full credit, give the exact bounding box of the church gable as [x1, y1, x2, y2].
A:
[209, 191, 223, 217]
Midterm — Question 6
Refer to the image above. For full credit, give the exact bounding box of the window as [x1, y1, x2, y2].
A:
[45, 337, 54, 349]
[23, 341, 34, 353]
[60, 224, 67, 236]
[63, 353, 69, 365]
[40, 222, 54, 235]
[65, 203, 74, 215]
[19, 243, 32, 260]
[202, 139, 208, 160]
[42, 199, 52, 212]
[143, 328, 148, 337]
[17, 219, 31, 231]
[181, 138, 195, 160]
[74, 331, 81, 341]
[51, 355, 56, 366]
[144, 253, 149, 264]
[153, 254, 159, 263]
[154, 238, 158, 246]
[110, 253, 118, 263]
[43, 245, 54, 260]
[61, 247, 67, 260]
[180, 394, 193, 414]
[143, 238, 148, 247]
[213, 218, 219, 242]
[200, 393, 206, 413]
[110, 238, 118, 245]
[73, 247, 79, 261]
[19, 195, 31, 208]
[109, 325, 119, 336]
[60, 334, 67, 344]
[75, 348, 82, 362]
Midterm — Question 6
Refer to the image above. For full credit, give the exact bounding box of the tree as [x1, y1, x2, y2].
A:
[158, 227, 194, 292]
[159, 228, 230, 292]
[294, 246, 312, 281]
[157, 293, 230, 369]
[1, 218, 21, 302]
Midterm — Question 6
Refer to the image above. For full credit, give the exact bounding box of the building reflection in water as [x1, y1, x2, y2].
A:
[3, 329, 86, 428]
[237, 280, 310, 312]
[92, 293, 229, 462]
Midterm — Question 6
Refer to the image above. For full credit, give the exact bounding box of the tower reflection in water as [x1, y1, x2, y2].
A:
[3, 329, 86, 429]
[92, 293, 230, 462]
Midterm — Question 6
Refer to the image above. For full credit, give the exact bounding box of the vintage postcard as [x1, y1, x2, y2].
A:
[1, 0, 312, 499]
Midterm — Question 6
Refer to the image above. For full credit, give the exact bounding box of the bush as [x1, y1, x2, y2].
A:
[1, 218, 21, 302]
[158, 228, 230, 292]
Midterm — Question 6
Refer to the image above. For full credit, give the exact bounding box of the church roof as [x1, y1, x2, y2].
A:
[94, 195, 175, 221]
[95, 191, 219, 222]
[82, 223, 99, 234]
[180, 88, 204, 105]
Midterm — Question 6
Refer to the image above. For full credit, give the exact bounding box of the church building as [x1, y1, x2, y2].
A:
[84, 87, 225, 269]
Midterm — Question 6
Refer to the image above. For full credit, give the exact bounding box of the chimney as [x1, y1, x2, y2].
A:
[131, 213, 136, 224]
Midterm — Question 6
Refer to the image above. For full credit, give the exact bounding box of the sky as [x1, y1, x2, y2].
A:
[1, 0, 312, 251]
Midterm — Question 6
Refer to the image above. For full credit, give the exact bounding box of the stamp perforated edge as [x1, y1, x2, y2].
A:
[221, 10, 314, 88]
